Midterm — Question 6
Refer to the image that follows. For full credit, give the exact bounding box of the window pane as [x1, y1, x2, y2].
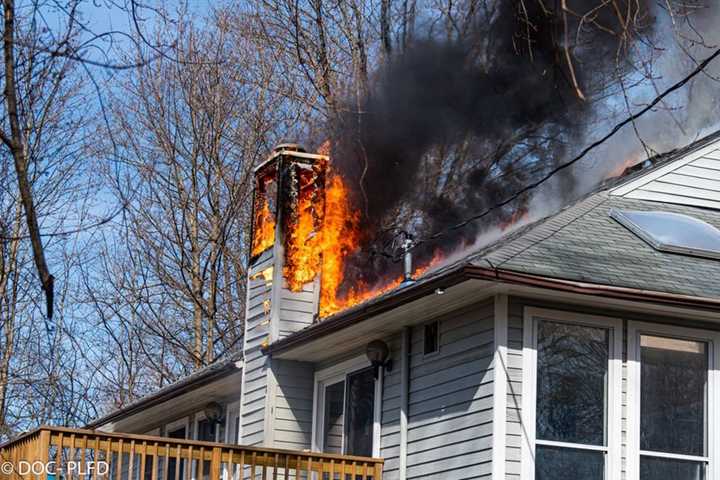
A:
[536, 445, 604, 480]
[345, 368, 375, 456]
[197, 418, 215, 441]
[536, 321, 609, 445]
[323, 381, 344, 454]
[641, 335, 707, 456]
[424, 321, 439, 355]
[640, 456, 705, 480]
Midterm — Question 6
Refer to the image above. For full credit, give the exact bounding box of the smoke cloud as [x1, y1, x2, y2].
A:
[327, 0, 719, 290]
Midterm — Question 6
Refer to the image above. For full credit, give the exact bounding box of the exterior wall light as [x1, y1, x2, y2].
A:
[366, 340, 393, 378]
[203, 401, 225, 424]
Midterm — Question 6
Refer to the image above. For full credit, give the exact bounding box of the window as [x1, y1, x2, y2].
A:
[423, 321, 439, 355]
[314, 357, 381, 457]
[166, 421, 187, 480]
[628, 322, 720, 480]
[196, 417, 216, 442]
[610, 209, 720, 260]
[522, 308, 622, 480]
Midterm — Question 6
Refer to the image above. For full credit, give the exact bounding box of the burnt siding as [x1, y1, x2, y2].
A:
[271, 359, 315, 451]
[405, 302, 495, 480]
[240, 255, 274, 446]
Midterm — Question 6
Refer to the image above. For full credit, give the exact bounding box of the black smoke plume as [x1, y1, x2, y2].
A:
[328, 0, 670, 290]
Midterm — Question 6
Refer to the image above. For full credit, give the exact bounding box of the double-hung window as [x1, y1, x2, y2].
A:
[628, 322, 720, 480]
[522, 308, 622, 480]
[313, 357, 382, 457]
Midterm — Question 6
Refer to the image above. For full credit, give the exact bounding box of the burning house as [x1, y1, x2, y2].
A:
[64, 132, 720, 480]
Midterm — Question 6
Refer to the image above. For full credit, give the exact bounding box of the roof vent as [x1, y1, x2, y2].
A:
[610, 208, 720, 260]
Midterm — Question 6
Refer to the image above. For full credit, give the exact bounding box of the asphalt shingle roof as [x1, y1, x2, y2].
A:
[468, 191, 720, 299]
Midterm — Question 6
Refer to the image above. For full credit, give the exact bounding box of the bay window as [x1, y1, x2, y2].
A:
[522, 308, 622, 480]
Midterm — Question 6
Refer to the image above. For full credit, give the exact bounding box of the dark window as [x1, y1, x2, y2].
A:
[344, 368, 375, 457]
[423, 321, 439, 355]
[640, 335, 707, 478]
[536, 445, 604, 480]
[535, 320, 609, 479]
[196, 418, 215, 442]
[167, 426, 186, 480]
[323, 382, 345, 454]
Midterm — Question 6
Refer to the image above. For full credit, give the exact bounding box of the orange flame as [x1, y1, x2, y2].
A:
[280, 145, 445, 318]
[317, 173, 362, 316]
[284, 164, 326, 290]
[251, 171, 277, 258]
[320, 248, 444, 317]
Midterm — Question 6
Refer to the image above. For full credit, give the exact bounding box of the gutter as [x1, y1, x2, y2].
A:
[85, 358, 243, 429]
[267, 263, 720, 357]
[465, 266, 720, 311]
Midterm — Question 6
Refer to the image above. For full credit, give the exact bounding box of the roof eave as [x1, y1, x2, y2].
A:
[85, 359, 242, 430]
[267, 264, 720, 358]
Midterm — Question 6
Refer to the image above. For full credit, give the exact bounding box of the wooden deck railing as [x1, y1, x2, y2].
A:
[0, 427, 383, 480]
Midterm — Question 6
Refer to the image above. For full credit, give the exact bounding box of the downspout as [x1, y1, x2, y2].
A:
[399, 326, 410, 480]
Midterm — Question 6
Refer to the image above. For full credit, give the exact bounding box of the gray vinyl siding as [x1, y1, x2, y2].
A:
[271, 359, 314, 451]
[505, 300, 524, 480]
[241, 246, 318, 449]
[615, 146, 720, 209]
[380, 334, 402, 480]
[278, 281, 317, 337]
[405, 302, 495, 480]
[240, 254, 274, 446]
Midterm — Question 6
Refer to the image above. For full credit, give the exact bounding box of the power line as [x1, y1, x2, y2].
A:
[406, 46, 720, 253]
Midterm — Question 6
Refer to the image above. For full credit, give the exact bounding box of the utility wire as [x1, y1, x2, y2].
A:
[406, 46, 720, 254]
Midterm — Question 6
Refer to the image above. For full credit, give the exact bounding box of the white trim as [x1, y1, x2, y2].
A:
[399, 327, 410, 480]
[521, 307, 622, 480]
[612, 140, 720, 196]
[225, 401, 241, 444]
[373, 367, 383, 458]
[492, 294, 508, 480]
[627, 321, 720, 480]
[312, 354, 382, 457]
[639, 450, 708, 462]
[315, 356, 371, 383]
[165, 417, 190, 438]
[535, 439, 608, 452]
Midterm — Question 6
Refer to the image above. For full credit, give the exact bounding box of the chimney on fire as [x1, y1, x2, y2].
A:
[239, 144, 329, 448]
[245, 143, 328, 347]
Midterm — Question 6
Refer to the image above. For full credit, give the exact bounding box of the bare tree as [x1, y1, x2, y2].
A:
[81, 10, 295, 408]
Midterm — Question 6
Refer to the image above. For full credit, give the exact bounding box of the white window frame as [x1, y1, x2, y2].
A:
[521, 307, 622, 480]
[224, 400, 241, 444]
[627, 321, 720, 479]
[311, 355, 383, 457]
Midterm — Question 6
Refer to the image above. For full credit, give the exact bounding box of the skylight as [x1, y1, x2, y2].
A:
[610, 209, 720, 260]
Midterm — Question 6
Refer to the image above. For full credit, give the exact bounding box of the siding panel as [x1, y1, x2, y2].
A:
[406, 301, 494, 480]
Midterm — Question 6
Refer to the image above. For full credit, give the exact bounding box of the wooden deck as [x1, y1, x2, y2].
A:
[0, 426, 383, 480]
